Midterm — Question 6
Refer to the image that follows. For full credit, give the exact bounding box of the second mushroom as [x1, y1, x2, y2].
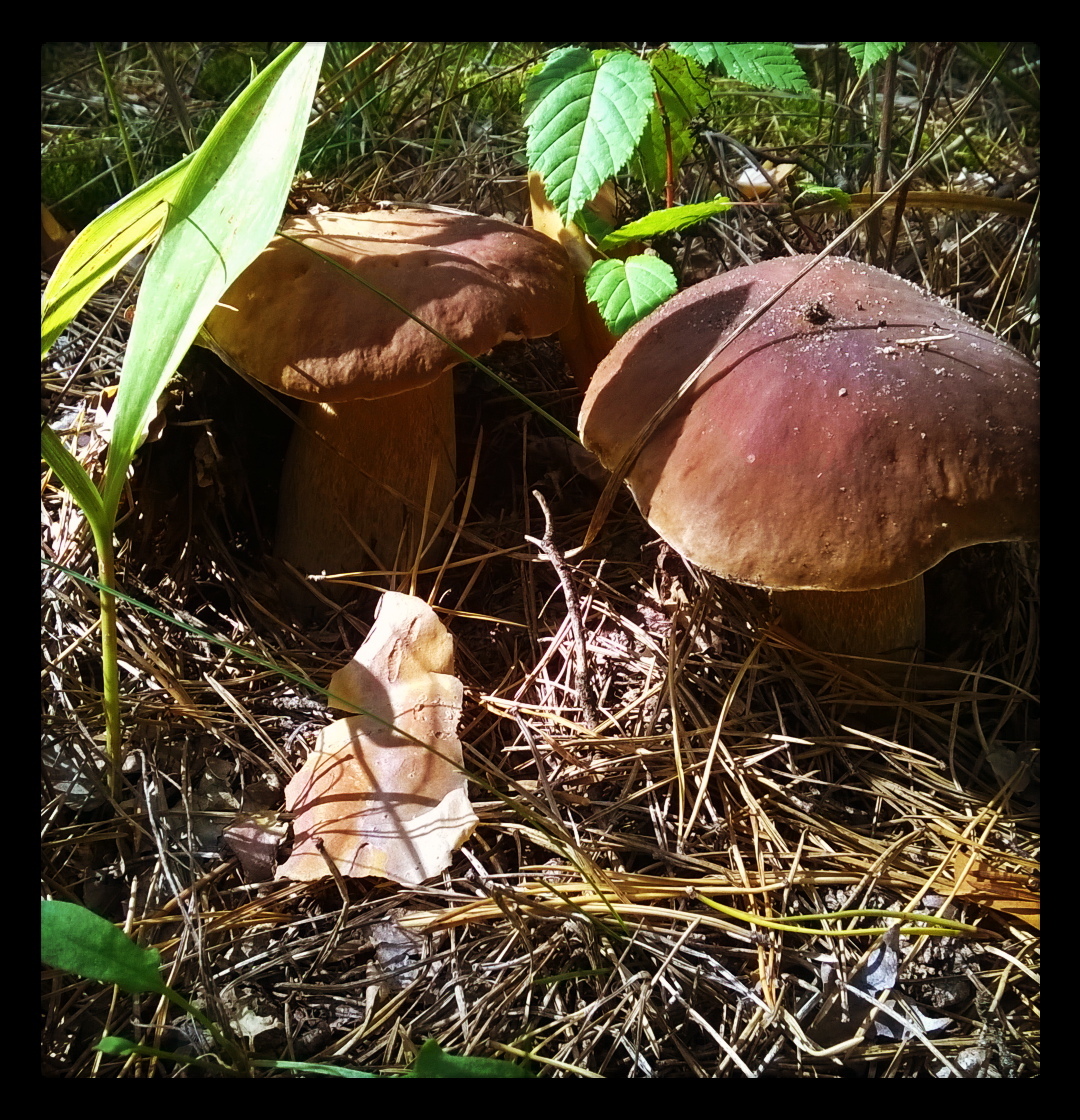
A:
[201, 209, 574, 590]
[579, 255, 1039, 666]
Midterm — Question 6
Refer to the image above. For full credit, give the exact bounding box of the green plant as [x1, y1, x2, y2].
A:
[524, 42, 904, 334]
[41, 899, 534, 1077]
[40, 43, 325, 795]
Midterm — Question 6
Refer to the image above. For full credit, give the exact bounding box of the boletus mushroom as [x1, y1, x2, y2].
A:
[579, 255, 1039, 667]
[201, 209, 574, 589]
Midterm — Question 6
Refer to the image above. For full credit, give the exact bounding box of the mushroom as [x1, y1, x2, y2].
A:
[201, 209, 574, 588]
[578, 255, 1039, 665]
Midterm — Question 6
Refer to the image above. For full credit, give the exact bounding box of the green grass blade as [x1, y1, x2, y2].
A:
[251, 1060, 379, 1077]
[41, 900, 167, 995]
[40, 424, 106, 528]
[99, 41, 325, 522]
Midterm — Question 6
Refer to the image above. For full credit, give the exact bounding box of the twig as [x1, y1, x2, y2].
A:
[311, 837, 353, 971]
[525, 491, 600, 728]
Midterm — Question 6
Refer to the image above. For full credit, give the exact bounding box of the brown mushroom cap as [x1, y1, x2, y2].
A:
[203, 209, 575, 402]
[580, 255, 1039, 593]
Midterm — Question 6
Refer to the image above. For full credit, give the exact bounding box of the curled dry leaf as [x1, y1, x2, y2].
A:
[280, 592, 477, 886]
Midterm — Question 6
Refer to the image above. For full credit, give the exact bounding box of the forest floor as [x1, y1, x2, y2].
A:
[42, 43, 1039, 1078]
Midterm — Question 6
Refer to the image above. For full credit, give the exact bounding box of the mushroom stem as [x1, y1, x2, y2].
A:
[275, 374, 456, 585]
[528, 172, 626, 389]
[771, 578, 925, 667]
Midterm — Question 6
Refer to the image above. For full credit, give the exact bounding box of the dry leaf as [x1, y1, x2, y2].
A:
[279, 592, 477, 886]
[222, 812, 289, 882]
[949, 853, 1040, 930]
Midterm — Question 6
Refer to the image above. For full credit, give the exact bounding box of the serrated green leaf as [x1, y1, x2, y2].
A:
[842, 43, 906, 75]
[408, 1039, 535, 1079]
[100, 42, 325, 523]
[585, 256, 677, 337]
[670, 43, 810, 94]
[525, 48, 655, 223]
[599, 198, 732, 249]
[574, 204, 615, 247]
[41, 900, 167, 994]
[635, 50, 711, 195]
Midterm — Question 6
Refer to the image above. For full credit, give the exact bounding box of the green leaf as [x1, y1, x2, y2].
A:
[41, 155, 192, 358]
[575, 204, 614, 246]
[41, 900, 167, 995]
[40, 424, 107, 528]
[408, 1039, 535, 1079]
[96, 1036, 140, 1056]
[252, 1060, 378, 1078]
[797, 183, 852, 209]
[585, 255, 677, 337]
[525, 48, 655, 223]
[671, 43, 811, 94]
[598, 198, 732, 249]
[99, 42, 325, 523]
[842, 43, 906, 75]
[634, 50, 711, 195]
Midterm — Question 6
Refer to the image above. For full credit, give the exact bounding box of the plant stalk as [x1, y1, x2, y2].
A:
[88, 520, 123, 799]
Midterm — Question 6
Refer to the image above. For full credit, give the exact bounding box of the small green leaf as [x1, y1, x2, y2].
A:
[575, 204, 614, 246]
[842, 43, 906, 75]
[408, 1039, 535, 1079]
[671, 43, 811, 94]
[96, 1036, 140, 1056]
[599, 199, 731, 249]
[525, 48, 655, 223]
[41, 900, 167, 995]
[797, 183, 852, 209]
[585, 256, 677, 337]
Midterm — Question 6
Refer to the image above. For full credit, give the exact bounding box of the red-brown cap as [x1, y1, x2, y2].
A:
[203, 209, 575, 403]
[580, 255, 1039, 592]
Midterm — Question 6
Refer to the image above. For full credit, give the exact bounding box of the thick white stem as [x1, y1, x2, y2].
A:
[275, 375, 456, 589]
